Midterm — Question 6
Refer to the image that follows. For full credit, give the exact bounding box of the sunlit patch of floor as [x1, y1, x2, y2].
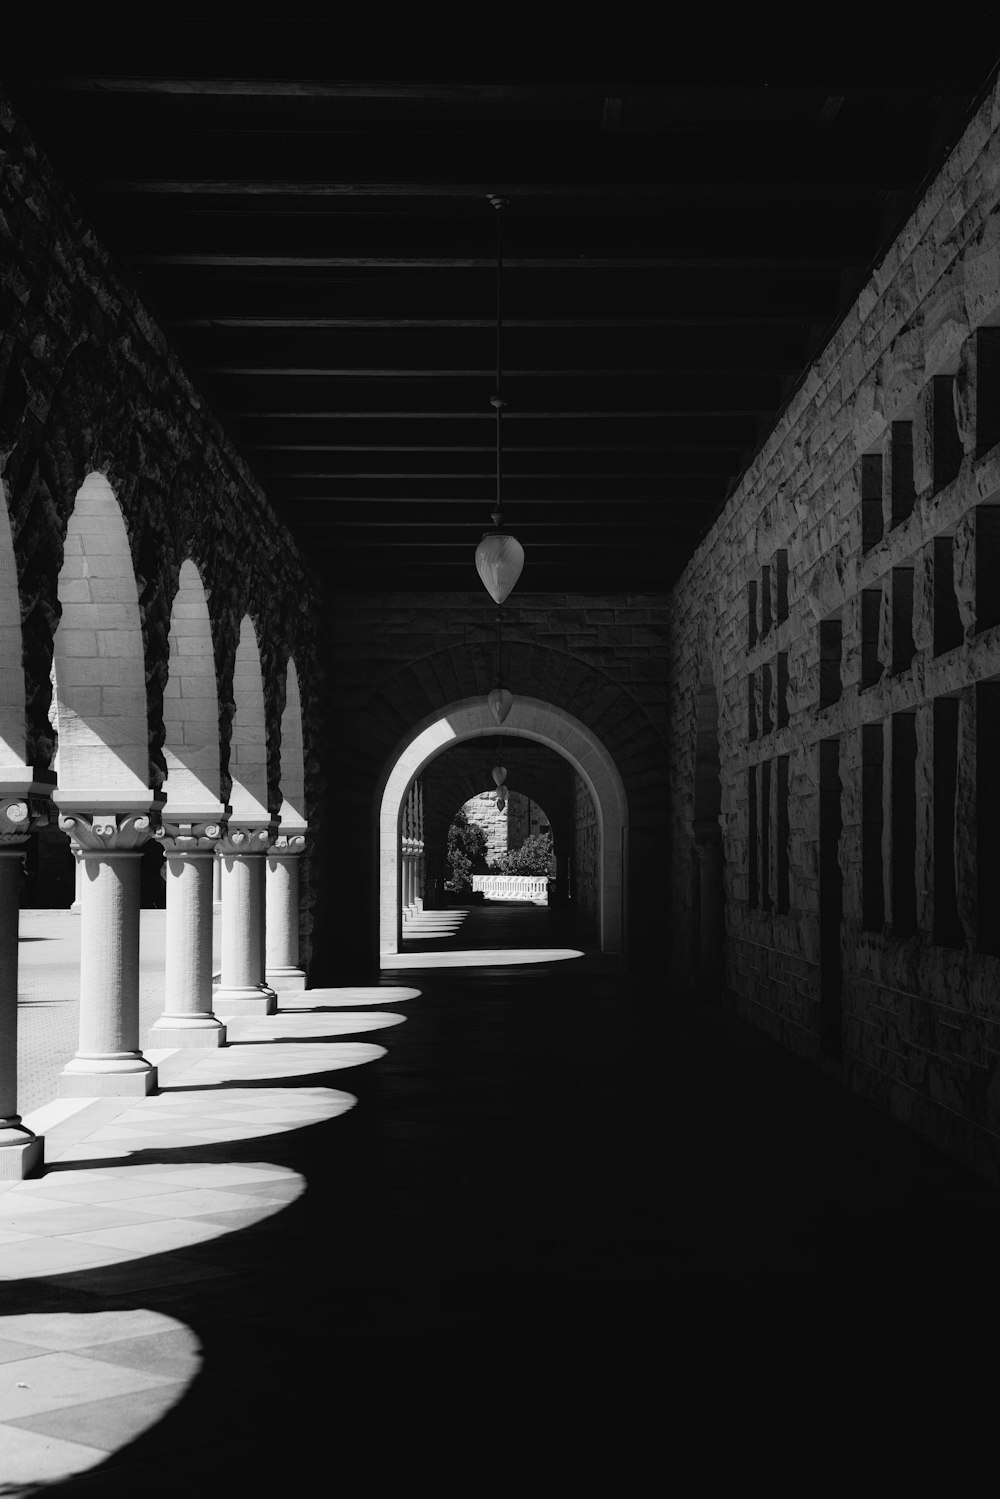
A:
[286, 987, 421, 1007]
[382, 947, 585, 968]
[0, 1309, 201, 1486]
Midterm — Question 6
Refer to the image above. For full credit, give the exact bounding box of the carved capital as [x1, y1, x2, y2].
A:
[59, 811, 158, 854]
[271, 833, 307, 856]
[0, 794, 49, 846]
[214, 825, 273, 858]
[155, 819, 225, 857]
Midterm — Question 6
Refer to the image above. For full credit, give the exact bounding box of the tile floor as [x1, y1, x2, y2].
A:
[1, 903, 999, 1492]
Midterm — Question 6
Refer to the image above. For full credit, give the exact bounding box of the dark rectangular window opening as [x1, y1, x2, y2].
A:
[819, 738, 844, 1060]
[761, 661, 773, 736]
[933, 697, 962, 948]
[861, 588, 883, 689]
[819, 618, 843, 708]
[890, 712, 918, 938]
[933, 536, 963, 655]
[975, 506, 1000, 634]
[776, 653, 789, 729]
[748, 579, 758, 651]
[976, 682, 1000, 954]
[891, 568, 915, 675]
[931, 375, 963, 492]
[861, 453, 884, 553]
[776, 754, 790, 915]
[760, 759, 772, 912]
[748, 765, 759, 910]
[747, 673, 757, 742]
[775, 550, 789, 624]
[890, 421, 915, 528]
[861, 722, 884, 932]
[760, 564, 772, 637]
[975, 328, 1000, 458]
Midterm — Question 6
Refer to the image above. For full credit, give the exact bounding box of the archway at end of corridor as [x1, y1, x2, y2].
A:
[377, 696, 628, 961]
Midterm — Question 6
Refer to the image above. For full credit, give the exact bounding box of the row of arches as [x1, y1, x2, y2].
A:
[3, 471, 306, 833]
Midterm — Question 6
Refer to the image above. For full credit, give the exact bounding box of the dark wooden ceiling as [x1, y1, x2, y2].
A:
[7, 28, 1000, 593]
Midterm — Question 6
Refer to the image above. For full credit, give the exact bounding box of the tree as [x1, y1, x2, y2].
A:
[445, 810, 489, 892]
[488, 831, 554, 876]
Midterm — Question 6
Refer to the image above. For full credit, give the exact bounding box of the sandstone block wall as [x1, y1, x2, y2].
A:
[572, 773, 599, 934]
[666, 79, 1000, 1181]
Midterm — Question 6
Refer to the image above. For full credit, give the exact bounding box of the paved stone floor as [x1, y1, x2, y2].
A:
[2, 902, 1000, 1491]
[17, 912, 222, 1117]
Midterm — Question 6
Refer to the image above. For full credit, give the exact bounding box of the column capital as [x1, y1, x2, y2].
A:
[155, 818, 226, 856]
[271, 831, 307, 857]
[0, 792, 50, 846]
[215, 823, 275, 858]
[58, 810, 159, 854]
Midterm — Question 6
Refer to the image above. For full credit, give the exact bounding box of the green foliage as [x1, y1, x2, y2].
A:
[445, 810, 489, 892]
[488, 831, 554, 876]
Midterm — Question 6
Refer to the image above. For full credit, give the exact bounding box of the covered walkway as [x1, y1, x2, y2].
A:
[2, 906, 999, 1490]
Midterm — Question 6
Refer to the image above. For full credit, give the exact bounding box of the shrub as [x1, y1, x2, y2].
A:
[445, 810, 489, 892]
[488, 831, 553, 876]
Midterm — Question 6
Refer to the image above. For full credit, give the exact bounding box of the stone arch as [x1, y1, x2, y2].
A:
[277, 657, 306, 830]
[228, 614, 269, 822]
[51, 472, 149, 796]
[162, 560, 223, 813]
[378, 696, 628, 955]
[0, 479, 27, 769]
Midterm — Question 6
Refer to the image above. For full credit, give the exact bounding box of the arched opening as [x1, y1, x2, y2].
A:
[277, 657, 306, 831]
[228, 614, 269, 823]
[378, 696, 627, 958]
[162, 560, 223, 815]
[52, 473, 149, 799]
[0, 478, 26, 772]
[692, 663, 724, 990]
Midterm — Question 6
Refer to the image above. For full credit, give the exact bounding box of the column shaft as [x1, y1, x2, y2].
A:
[265, 847, 306, 990]
[150, 850, 226, 1046]
[60, 849, 156, 1096]
[214, 842, 275, 1016]
[0, 849, 43, 1178]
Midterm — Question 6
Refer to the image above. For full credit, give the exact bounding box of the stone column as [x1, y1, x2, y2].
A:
[213, 825, 277, 1015]
[0, 792, 48, 1179]
[403, 840, 413, 911]
[149, 820, 227, 1047]
[58, 810, 159, 1097]
[212, 855, 222, 913]
[266, 832, 307, 991]
[70, 851, 82, 913]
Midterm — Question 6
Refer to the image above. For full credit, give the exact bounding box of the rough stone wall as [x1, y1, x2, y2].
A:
[317, 593, 669, 980]
[0, 92, 326, 963]
[572, 774, 599, 933]
[463, 790, 515, 865]
[461, 790, 546, 864]
[666, 79, 1000, 1181]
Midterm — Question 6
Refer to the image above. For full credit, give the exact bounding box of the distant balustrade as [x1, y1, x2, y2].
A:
[471, 874, 549, 902]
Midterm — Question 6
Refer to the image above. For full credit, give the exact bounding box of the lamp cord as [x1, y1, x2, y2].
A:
[489, 196, 507, 530]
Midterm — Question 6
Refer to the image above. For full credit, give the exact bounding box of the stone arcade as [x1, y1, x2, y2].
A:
[4, 64, 1000, 1206]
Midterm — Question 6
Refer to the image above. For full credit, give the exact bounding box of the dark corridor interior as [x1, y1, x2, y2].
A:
[12, 902, 1000, 1493]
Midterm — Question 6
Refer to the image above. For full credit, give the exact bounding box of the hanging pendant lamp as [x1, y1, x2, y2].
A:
[475, 197, 524, 605]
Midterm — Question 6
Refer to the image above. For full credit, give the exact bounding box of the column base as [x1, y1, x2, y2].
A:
[149, 1015, 227, 1047]
[265, 966, 306, 992]
[0, 1130, 44, 1180]
[213, 986, 277, 1016]
[58, 1057, 158, 1097]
